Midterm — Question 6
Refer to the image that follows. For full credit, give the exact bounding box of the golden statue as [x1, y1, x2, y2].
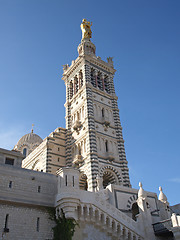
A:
[80, 19, 92, 39]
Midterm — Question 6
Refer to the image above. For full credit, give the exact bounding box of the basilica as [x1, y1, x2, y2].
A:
[0, 19, 180, 240]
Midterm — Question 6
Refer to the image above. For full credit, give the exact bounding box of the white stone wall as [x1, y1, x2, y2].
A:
[0, 164, 57, 207]
[73, 222, 112, 240]
[0, 148, 23, 168]
[22, 127, 66, 174]
[0, 203, 54, 240]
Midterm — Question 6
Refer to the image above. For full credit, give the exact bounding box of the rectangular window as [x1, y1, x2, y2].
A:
[9, 181, 12, 188]
[5, 158, 14, 165]
[4, 214, 9, 232]
[38, 186, 41, 193]
[65, 175, 67, 186]
[58, 147, 60, 151]
[73, 176, 74, 187]
[36, 217, 40, 232]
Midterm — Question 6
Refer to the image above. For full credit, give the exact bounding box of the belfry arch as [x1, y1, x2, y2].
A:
[99, 165, 122, 188]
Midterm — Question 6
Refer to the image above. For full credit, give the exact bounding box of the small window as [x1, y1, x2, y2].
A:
[38, 186, 41, 193]
[4, 214, 9, 232]
[65, 175, 67, 186]
[58, 147, 60, 151]
[36, 217, 40, 232]
[23, 148, 27, 157]
[9, 181, 12, 188]
[58, 158, 60, 162]
[5, 158, 14, 165]
[102, 108, 104, 118]
[73, 176, 74, 187]
[105, 140, 108, 152]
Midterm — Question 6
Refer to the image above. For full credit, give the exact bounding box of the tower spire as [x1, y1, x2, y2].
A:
[62, 20, 131, 191]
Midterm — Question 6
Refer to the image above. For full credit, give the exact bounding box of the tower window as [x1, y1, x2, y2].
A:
[23, 148, 27, 157]
[97, 72, 103, 90]
[104, 76, 109, 93]
[102, 108, 104, 118]
[58, 147, 60, 151]
[90, 68, 96, 87]
[5, 158, 14, 165]
[65, 175, 67, 186]
[105, 140, 108, 152]
[73, 176, 74, 187]
[79, 70, 83, 87]
[70, 81, 73, 99]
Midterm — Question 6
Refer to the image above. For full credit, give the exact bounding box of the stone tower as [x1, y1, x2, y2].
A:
[62, 19, 131, 191]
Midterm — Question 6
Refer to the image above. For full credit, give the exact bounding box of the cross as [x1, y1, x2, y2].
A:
[31, 124, 34, 133]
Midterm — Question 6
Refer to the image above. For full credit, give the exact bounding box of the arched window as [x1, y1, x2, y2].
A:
[79, 70, 83, 87]
[79, 174, 88, 191]
[103, 170, 117, 188]
[70, 81, 73, 99]
[74, 76, 78, 94]
[90, 68, 96, 87]
[23, 148, 27, 157]
[97, 72, 102, 90]
[132, 203, 139, 221]
[104, 76, 109, 93]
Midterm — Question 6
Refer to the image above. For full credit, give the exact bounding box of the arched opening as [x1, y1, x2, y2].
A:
[79, 174, 88, 191]
[79, 70, 83, 88]
[97, 72, 102, 90]
[132, 202, 139, 221]
[103, 170, 117, 188]
[104, 76, 109, 93]
[23, 148, 27, 157]
[69, 81, 73, 99]
[90, 68, 96, 87]
[74, 76, 78, 94]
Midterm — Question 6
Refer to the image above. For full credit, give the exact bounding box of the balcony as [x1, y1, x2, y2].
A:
[152, 219, 173, 237]
[72, 120, 82, 132]
[73, 154, 83, 165]
[101, 117, 110, 127]
[106, 152, 114, 161]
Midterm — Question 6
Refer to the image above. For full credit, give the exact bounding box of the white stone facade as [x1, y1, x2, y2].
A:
[0, 20, 180, 240]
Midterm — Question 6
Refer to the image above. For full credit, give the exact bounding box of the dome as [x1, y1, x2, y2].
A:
[16, 132, 43, 146]
[14, 130, 43, 157]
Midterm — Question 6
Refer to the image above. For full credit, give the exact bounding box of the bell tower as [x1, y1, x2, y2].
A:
[62, 19, 131, 191]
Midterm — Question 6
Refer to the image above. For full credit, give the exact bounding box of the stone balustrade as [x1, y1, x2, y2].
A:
[55, 189, 144, 240]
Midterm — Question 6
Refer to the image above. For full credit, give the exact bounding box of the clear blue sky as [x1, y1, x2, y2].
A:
[0, 0, 180, 205]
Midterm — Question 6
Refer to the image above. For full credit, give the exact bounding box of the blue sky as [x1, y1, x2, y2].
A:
[0, 0, 180, 205]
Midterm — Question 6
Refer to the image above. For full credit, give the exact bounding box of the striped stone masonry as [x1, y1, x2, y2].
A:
[62, 38, 131, 191]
